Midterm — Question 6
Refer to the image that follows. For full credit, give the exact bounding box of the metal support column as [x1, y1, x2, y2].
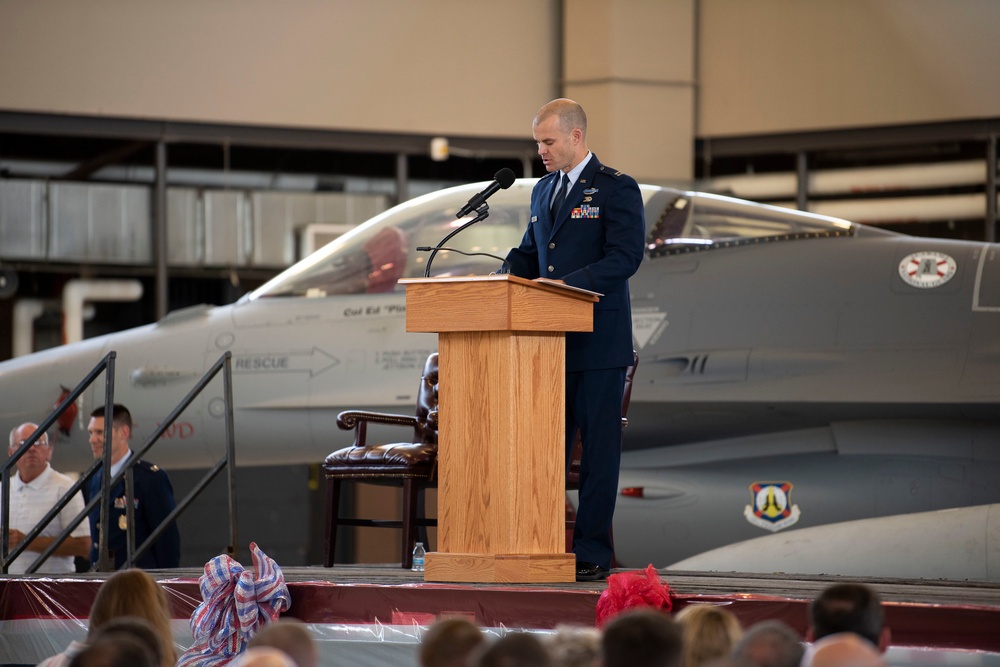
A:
[987, 133, 997, 243]
[395, 153, 409, 206]
[796, 151, 809, 212]
[154, 141, 168, 320]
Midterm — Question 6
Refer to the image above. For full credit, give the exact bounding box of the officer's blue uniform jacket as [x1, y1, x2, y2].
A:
[84, 457, 181, 569]
[506, 155, 645, 370]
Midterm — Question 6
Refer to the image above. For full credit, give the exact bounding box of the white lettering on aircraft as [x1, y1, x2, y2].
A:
[374, 349, 436, 372]
[343, 304, 407, 317]
[233, 348, 339, 377]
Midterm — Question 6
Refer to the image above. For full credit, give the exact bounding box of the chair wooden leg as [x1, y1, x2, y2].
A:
[324, 478, 342, 567]
[401, 478, 419, 569]
[415, 487, 430, 547]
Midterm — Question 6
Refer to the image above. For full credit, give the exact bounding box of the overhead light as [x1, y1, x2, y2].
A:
[430, 137, 449, 162]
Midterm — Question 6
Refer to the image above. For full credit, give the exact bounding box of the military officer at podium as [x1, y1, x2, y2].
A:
[506, 98, 645, 581]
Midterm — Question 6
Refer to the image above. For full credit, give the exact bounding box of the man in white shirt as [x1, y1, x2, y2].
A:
[4, 422, 91, 573]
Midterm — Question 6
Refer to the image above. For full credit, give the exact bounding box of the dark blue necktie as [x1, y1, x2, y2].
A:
[550, 173, 567, 217]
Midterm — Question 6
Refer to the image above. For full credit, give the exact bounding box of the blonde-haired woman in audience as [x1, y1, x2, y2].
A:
[38, 568, 178, 667]
[675, 604, 744, 667]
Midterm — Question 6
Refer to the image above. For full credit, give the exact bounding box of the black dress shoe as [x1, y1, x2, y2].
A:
[576, 561, 610, 582]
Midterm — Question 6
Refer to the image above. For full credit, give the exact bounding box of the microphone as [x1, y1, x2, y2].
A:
[415, 246, 511, 275]
[455, 168, 516, 218]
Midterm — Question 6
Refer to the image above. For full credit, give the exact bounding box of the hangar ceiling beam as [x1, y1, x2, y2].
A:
[0, 111, 535, 161]
[700, 119, 1000, 158]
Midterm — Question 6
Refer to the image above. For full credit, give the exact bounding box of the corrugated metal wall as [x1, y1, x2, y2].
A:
[0, 179, 389, 268]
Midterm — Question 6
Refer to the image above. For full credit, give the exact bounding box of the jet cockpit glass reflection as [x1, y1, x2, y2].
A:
[646, 192, 855, 258]
[246, 181, 536, 300]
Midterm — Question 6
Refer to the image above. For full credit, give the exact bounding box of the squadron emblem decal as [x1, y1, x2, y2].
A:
[898, 251, 957, 288]
[744, 482, 800, 532]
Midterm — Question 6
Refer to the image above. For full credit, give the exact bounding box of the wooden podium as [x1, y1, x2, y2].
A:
[400, 275, 598, 583]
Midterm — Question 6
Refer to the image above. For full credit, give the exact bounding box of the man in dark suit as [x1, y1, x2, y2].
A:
[85, 404, 181, 569]
[506, 98, 645, 581]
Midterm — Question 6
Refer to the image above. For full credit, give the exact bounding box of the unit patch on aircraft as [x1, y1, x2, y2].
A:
[898, 251, 958, 288]
[744, 482, 801, 532]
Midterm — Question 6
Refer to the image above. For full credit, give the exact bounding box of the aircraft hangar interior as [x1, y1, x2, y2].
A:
[2, 1, 1000, 664]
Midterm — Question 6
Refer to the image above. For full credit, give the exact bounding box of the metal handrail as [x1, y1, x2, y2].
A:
[1, 351, 116, 574]
[2, 350, 239, 573]
[94, 351, 238, 570]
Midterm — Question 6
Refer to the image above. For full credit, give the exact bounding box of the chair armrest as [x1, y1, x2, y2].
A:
[336, 410, 420, 431]
[336, 410, 422, 450]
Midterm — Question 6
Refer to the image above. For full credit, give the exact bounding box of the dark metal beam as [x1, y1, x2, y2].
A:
[0, 110, 536, 159]
[697, 118, 1000, 157]
[154, 141, 168, 319]
[987, 132, 998, 243]
[796, 151, 809, 212]
[61, 140, 149, 180]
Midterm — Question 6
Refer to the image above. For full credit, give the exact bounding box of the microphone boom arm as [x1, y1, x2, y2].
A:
[422, 204, 491, 277]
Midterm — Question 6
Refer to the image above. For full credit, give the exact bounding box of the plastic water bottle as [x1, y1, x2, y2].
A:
[411, 542, 426, 571]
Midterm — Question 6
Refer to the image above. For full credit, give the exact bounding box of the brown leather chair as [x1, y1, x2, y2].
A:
[322, 353, 439, 568]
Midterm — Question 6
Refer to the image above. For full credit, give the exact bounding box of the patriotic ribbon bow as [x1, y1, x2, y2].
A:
[177, 542, 291, 667]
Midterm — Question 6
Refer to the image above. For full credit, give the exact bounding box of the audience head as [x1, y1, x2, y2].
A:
[88, 617, 163, 667]
[420, 617, 485, 667]
[543, 624, 601, 667]
[88, 569, 177, 667]
[248, 619, 318, 667]
[808, 583, 889, 651]
[232, 647, 297, 667]
[473, 632, 551, 667]
[675, 604, 743, 667]
[68, 633, 157, 667]
[601, 609, 683, 667]
[810, 633, 885, 667]
[732, 620, 804, 667]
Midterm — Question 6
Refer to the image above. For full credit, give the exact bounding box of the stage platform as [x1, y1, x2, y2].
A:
[2, 566, 999, 666]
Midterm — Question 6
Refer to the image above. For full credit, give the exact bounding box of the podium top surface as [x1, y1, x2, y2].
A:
[400, 274, 599, 333]
[400, 274, 600, 300]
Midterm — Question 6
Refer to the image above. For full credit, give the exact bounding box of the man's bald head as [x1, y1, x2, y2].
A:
[534, 98, 587, 139]
[249, 620, 318, 667]
[810, 633, 885, 667]
[233, 647, 297, 667]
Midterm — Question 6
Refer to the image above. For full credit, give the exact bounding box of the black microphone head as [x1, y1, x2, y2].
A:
[494, 168, 516, 189]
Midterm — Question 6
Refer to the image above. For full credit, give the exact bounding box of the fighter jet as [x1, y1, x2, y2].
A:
[2, 179, 1000, 578]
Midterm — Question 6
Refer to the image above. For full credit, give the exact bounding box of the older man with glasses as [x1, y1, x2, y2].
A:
[4, 422, 91, 573]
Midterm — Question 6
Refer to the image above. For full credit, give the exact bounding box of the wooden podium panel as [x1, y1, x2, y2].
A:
[400, 276, 597, 583]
